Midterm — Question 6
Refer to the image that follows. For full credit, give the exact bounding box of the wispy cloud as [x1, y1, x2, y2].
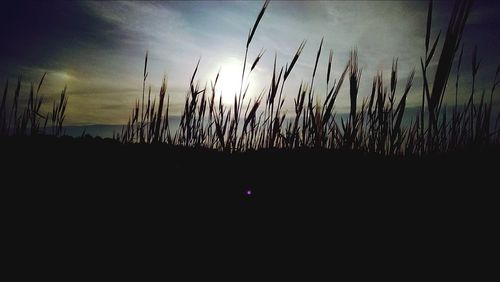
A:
[0, 0, 499, 125]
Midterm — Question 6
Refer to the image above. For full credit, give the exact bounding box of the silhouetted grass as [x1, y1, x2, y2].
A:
[115, 0, 498, 155]
[1, 0, 497, 155]
[0, 74, 68, 137]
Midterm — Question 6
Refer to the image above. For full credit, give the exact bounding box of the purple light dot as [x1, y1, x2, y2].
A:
[246, 190, 252, 196]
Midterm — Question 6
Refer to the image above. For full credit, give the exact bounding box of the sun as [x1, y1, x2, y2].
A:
[213, 58, 244, 104]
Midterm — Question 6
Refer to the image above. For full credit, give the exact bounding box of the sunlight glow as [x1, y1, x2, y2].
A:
[213, 58, 244, 104]
[53, 71, 74, 82]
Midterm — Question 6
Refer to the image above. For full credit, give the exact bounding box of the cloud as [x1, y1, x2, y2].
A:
[0, 0, 499, 125]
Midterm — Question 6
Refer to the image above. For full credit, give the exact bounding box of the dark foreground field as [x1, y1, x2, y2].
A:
[2, 136, 498, 278]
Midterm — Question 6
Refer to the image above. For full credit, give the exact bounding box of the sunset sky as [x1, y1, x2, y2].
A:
[1, 0, 499, 125]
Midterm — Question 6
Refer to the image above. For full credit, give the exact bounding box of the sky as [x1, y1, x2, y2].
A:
[1, 0, 499, 126]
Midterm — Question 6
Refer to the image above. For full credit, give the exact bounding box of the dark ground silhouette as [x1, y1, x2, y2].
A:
[2, 136, 498, 279]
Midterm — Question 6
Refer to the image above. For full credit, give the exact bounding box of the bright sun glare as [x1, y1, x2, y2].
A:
[214, 58, 244, 104]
